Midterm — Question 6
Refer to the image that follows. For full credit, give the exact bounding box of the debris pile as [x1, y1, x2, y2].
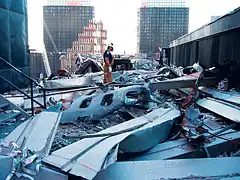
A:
[1, 62, 240, 179]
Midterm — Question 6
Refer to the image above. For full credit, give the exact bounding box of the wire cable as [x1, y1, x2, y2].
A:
[180, 124, 240, 145]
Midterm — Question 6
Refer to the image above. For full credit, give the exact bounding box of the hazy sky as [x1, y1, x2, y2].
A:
[28, 0, 240, 53]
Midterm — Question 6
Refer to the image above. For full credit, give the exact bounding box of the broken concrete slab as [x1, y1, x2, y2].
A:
[197, 97, 240, 123]
[94, 158, 240, 180]
[44, 107, 180, 179]
[131, 129, 240, 161]
[2, 111, 62, 157]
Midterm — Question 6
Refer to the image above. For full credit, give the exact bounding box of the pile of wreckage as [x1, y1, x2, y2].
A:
[1, 61, 240, 180]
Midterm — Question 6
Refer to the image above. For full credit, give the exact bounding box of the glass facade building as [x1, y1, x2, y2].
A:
[141, 0, 185, 7]
[46, 0, 92, 6]
[0, 0, 29, 92]
[138, 0, 189, 56]
[43, 1, 94, 53]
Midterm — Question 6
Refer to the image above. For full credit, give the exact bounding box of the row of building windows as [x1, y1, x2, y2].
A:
[141, 0, 185, 8]
[44, 6, 93, 10]
[140, 12, 188, 16]
[140, 16, 188, 20]
[141, 10, 188, 13]
[45, 13, 93, 17]
[75, 38, 96, 44]
[46, 0, 92, 6]
[72, 45, 93, 52]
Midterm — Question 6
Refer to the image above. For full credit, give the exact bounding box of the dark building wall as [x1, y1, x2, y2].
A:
[0, 0, 29, 93]
[48, 53, 61, 73]
[170, 7, 240, 69]
[30, 52, 61, 78]
[30, 52, 46, 78]
[43, 5, 94, 53]
[138, 7, 189, 56]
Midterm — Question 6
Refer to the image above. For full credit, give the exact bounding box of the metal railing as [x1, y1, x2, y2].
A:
[0, 57, 46, 116]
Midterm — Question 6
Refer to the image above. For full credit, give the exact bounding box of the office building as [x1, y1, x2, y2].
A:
[30, 50, 45, 78]
[64, 20, 107, 72]
[46, 0, 92, 6]
[68, 20, 107, 55]
[137, 0, 189, 56]
[43, 0, 95, 53]
[30, 50, 62, 78]
[0, 0, 29, 92]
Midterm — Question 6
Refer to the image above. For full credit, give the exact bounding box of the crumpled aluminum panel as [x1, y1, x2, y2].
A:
[199, 86, 240, 105]
[60, 85, 148, 123]
[44, 107, 180, 179]
[44, 76, 93, 89]
[131, 129, 240, 161]
[0, 155, 13, 180]
[149, 72, 216, 91]
[2, 111, 61, 157]
[94, 158, 240, 180]
[197, 97, 240, 123]
[35, 166, 68, 180]
[119, 107, 180, 153]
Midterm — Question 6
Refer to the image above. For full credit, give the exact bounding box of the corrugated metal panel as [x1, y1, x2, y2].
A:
[170, 27, 240, 70]
[44, 107, 181, 179]
[131, 130, 240, 161]
[95, 158, 240, 180]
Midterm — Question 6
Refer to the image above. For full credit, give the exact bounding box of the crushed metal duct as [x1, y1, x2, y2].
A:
[44, 76, 93, 89]
[0, 155, 13, 180]
[113, 70, 157, 84]
[1, 111, 62, 158]
[144, 66, 179, 82]
[44, 107, 180, 179]
[94, 157, 240, 180]
[199, 86, 240, 105]
[35, 166, 68, 180]
[76, 58, 103, 75]
[181, 107, 224, 142]
[60, 85, 150, 123]
[131, 129, 240, 161]
[149, 73, 216, 91]
[197, 97, 240, 123]
[0, 94, 29, 121]
[119, 107, 180, 153]
[0, 160, 68, 180]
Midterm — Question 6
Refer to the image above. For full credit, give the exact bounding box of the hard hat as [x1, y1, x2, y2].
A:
[108, 43, 114, 48]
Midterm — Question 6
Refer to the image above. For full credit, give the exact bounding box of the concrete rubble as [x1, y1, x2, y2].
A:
[1, 61, 240, 179]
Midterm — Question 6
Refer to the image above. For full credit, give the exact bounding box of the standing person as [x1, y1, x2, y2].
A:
[103, 43, 114, 83]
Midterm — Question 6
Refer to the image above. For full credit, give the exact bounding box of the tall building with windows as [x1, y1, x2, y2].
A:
[46, 0, 92, 6]
[137, 0, 189, 56]
[43, 0, 94, 53]
[66, 20, 107, 72]
[0, 0, 29, 92]
[68, 20, 107, 55]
